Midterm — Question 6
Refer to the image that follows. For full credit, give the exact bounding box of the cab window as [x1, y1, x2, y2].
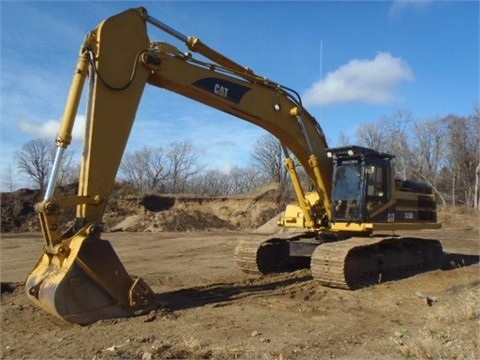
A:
[365, 165, 388, 218]
[366, 166, 386, 198]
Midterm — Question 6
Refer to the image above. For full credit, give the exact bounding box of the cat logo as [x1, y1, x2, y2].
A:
[214, 84, 229, 98]
[194, 78, 251, 104]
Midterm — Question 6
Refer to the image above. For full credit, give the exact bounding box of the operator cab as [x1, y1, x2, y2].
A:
[327, 146, 392, 223]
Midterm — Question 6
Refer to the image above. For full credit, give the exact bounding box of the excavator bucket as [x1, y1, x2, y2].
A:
[26, 232, 156, 325]
[24, 7, 155, 325]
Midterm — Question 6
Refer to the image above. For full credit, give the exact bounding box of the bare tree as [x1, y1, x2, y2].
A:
[166, 140, 203, 193]
[474, 104, 480, 210]
[475, 163, 480, 210]
[14, 138, 52, 191]
[119, 146, 168, 192]
[230, 166, 266, 194]
[251, 134, 288, 190]
[13, 139, 77, 191]
[356, 109, 414, 180]
[1, 162, 16, 192]
[337, 131, 351, 147]
[119, 141, 203, 194]
[189, 170, 233, 196]
[444, 114, 479, 207]
[384, 109, 414, 180]
[355, 121, 388, 153]
[187, 165, 266, 196]
[407, 117, 447, 205]
[119, 151, 146, 190]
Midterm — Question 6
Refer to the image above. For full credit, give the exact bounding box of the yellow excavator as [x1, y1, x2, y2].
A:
[26, 8, 443, 325]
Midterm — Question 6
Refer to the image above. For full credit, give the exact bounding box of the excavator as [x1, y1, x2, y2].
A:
[26, 8, 443, 325]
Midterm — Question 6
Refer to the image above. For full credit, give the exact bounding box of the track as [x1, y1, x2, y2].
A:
[235, 236, 444, 289]
[310, 237, 444, 289]
[234, 236, 309, 274]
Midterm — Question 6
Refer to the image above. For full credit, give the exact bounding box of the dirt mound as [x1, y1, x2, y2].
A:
[104, 190, 282, 232]
[1, 184, 284, 233]
[110, 209, 235, 232]
[1, 188, 42, 232]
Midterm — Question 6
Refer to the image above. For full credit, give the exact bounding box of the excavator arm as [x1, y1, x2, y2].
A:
[27, 7, 334, 325]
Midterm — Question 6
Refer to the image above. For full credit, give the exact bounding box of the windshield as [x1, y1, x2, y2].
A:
[333, 163, 362, 201]
[332, 163, 363, 221]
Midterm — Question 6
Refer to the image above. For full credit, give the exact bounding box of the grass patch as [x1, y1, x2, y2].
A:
[391, 280, 479, 359]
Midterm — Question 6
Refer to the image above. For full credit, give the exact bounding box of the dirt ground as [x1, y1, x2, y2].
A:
[1, 186, 479, 359]
[1, 219, 479, 359]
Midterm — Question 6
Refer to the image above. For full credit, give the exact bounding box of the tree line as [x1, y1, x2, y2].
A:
[6, 106, 479, 209]
[7, 137, 280, 197]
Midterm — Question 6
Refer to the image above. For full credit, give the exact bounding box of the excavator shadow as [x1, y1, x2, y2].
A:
[153, 252, 478, 312]
[441, 251, 479, 270]
[154, 274, 312, 311]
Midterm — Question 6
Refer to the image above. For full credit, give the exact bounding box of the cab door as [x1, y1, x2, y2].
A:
[364, 163, 390, 221]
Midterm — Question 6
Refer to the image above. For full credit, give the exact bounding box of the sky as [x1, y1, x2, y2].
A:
[1, 0, 479, 191]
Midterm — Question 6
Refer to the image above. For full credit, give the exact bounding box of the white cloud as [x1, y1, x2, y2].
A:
[19, 115, 86, 142]
[302, 52, 414, 107]
[388, 0, 433, 18]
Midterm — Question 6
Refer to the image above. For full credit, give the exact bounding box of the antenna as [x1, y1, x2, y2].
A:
[320, 40, 323, 80]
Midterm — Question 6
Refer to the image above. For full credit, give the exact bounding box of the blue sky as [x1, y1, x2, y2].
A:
[1, 0, 478, 190]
